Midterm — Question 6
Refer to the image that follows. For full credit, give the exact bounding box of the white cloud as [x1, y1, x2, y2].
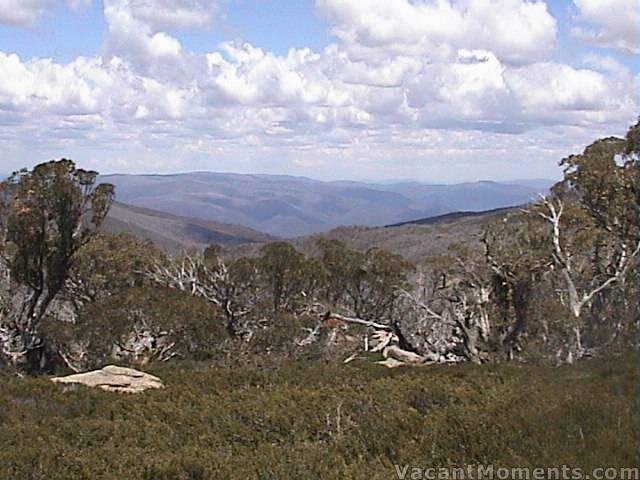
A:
[0, 0, 637, 180]
[0, 0, 52, 25]
[571, 0, 640, 53]
[316, 0, 558, 64]
[0, 53, 102, 114]
[504, 62, 636, 130]
[0, 51, 196, 124]
[127, 0, 219, 29]
[102, 0, 186, 75]
[0, 0, 94, 24]
[0, 0, 218, 26]
[65, 0, 92, 12]
[205, 43, 338, 107]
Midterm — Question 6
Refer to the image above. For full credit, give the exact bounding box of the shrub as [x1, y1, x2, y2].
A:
[0, 354, 637, 479]
[46, 286, 227, 370]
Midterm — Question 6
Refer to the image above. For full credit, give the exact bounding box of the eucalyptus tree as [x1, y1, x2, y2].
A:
[533, 122, 640, 358]
[317, 238, 412, 321]
[482, 213, 552, 358]
[0, 160, 114, 372]
[147, 250, 262, 337]
[257, 242, 320, 314]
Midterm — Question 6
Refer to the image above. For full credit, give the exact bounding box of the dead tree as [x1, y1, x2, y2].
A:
[146, 253, 259, 336]
[397, 261, 491, 364]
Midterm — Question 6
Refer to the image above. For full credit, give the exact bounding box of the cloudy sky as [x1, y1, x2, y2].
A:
[0, 0, 637, 182]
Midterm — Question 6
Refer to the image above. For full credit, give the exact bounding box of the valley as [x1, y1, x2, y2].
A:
[102, 172, 551, 237]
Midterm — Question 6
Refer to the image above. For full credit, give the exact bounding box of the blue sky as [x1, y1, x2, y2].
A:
[0, 1, 332, 60]
[0, 0, 637, 182]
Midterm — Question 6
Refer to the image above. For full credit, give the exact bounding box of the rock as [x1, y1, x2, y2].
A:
[376, 357, 406, 368]
[51, 365, 164, 393]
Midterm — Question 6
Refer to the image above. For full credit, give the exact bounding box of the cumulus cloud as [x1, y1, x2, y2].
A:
[0, 51, 198, 126]
[0, 53, 102, 114]
[0, 0, 637, 179]
[316, 0, 558, 64]
[504, 62, 635, 131]
[571, 0, 639, 54]
[102, 0, 186, 76]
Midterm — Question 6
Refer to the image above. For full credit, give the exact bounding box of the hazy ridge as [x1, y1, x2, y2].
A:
[101, 172, 553, 237]
[103, 201, 275, 253]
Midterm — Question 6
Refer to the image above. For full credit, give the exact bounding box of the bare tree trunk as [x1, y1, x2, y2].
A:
[536, 197, 640, 360]
[573, 326, 584, 356]
[0, 287, 51, 373]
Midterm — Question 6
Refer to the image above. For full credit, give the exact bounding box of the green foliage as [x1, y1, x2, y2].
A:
[560, 135, 638, 242]
[0, 159, 114, 372]
[258, 242, 321, 313]
[3, 160, 114, 301]
[0, 355, 637, 479]
[0, 135, 639, 478]
[46, 286, 227, 369]
[65, 233, 159, 305]
[482, 213, 553, 354]
[317, 238, 412, 320]
[247, 314, 317, 357]
[550, 122, 639, 295]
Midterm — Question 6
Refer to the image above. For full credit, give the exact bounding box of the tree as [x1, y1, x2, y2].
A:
[317, 239, 411, 321]
[53, 286, 225, 370]
[63, 233, 158, 310]
[532, 122, 640, 359]
[147, 250, 261, 337]
[482, 213, 552, 358]
[0, 159, 114, 372]
[206, 254, 262, 336]
[258, 242, 319, 314]
[316, 238, 364, 310]
[416, 243, 493, 363]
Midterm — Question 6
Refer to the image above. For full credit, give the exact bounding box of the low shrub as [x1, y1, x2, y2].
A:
[0, 354, 637, 479]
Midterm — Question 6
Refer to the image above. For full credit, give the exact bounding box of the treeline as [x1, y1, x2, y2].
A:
[0, 121, 638, 374]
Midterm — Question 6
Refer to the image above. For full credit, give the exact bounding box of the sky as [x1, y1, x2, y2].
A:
[0, 0, 637, 183]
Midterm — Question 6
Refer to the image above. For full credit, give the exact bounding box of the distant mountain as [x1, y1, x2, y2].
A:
[100, 172, 552, 237]
[504, 179, 558, 190]
[226, 206, 517, 264]
[102, 201, 275, 253]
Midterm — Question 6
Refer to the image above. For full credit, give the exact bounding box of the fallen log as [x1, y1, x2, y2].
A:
[383, 345, 427, 364]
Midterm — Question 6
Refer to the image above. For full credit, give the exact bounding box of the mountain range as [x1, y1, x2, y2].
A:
[103, 202, 274, 253]
[101, 172, 554, 237]
[225, 205, 516, 264]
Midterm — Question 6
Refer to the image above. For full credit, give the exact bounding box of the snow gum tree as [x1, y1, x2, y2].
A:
[0, 159, 114, 373]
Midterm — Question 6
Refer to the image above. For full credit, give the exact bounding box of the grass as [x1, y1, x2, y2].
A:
[0, 354, 638, 479]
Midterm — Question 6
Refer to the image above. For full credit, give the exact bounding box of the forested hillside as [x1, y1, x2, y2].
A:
[1, 121, 637, 371]
[103, 201, 275, 253]
[225, 206, 513, 264]
[0, 122, 638, 478]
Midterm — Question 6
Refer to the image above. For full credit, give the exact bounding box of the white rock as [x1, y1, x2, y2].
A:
[51, 365, 164, 394]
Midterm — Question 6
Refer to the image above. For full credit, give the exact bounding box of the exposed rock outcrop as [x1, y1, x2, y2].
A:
[51, 365, 164, 393]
